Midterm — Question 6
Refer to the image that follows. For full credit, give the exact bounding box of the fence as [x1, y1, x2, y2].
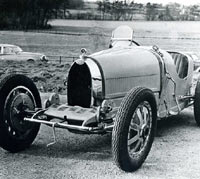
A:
[47, 55, 78, 64]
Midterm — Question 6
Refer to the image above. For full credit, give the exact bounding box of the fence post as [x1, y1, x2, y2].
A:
[59, 56, 62, 64]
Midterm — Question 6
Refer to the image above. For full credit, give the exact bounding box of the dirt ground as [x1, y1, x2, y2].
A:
[1, 104, 200, 179]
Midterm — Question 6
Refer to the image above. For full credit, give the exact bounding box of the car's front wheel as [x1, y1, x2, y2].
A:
[112, 87, 157, 172]
[0, 74, 41, 152]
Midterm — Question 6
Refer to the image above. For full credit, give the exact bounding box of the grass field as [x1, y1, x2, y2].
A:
[1, 20, 200, 56]
[1, 20, 200, 94]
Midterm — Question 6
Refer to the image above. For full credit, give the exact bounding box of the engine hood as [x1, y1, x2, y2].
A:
[90, 46, 158, 78]
[89, 46, 161, 98]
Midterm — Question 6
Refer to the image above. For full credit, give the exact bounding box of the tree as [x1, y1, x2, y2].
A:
[112, 1, 126, 20]
[0, 0, 84, 29]
[97, 0, 132, 20]
[146, 3, 158, 21]
[97, 0, 110, 20]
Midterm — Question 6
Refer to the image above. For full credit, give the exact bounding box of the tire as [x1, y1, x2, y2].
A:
[112, 87, 157, 172]
[194, 79, 200, 126]
[0, 74, 41, 152]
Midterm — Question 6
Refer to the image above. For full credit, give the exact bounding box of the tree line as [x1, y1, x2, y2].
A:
[1, 0, 200, 30]
[0, 0, 83, 29]
[97, 1, 200, 21]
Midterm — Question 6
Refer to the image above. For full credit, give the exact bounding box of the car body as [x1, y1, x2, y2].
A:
[0, 44, 48, 62]
[186, 52, 200, 70]
[0, 26, 199, 172]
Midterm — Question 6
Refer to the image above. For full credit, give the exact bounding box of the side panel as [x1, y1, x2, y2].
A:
[157, 50, 193, 117]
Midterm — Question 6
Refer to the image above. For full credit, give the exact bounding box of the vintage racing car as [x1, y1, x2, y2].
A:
[0, 26, 200, 172]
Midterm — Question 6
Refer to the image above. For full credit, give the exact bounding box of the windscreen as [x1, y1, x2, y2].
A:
[112, 25, 133, 40]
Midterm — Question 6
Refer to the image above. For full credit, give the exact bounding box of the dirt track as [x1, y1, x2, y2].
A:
[1, 106, 200, 179]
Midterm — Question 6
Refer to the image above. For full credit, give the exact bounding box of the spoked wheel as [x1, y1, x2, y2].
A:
[128, 101, 152, 156]
[0, 74, 41, 152]
[112, 87, 157, 172]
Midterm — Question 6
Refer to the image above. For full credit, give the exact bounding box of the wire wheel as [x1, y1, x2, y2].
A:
[112, 87, 157, 172]
[128, 101, 152, 157]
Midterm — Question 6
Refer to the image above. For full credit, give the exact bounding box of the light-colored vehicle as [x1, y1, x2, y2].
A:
[0, 44, 48, 62]
[0, 26, 199, 172]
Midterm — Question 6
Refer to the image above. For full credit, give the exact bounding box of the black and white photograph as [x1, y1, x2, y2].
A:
[1, 0, 200, 178]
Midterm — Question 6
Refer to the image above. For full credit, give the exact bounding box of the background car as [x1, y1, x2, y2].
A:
[0, 44, 48, 62]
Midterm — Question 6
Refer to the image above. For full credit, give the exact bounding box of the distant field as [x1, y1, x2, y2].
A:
[50, 20, 200, 52]
[1, 20, 200, 94]
[1, 20, 200, 57]
[0, 30, 106, 58]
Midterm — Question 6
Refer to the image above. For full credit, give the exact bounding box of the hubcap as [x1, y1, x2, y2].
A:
[4, 86, 36, 138]
[127, 101, 152, 157]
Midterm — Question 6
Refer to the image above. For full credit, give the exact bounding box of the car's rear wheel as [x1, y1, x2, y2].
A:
[112, 87, 157, 172]
[194, 79, 200, 126]
[0, 74, 41, 152]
